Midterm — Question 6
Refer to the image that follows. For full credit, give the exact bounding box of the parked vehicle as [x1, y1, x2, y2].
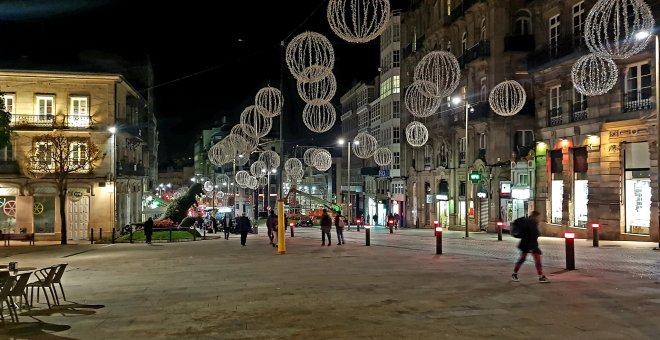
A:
[296, 219, 314, 228]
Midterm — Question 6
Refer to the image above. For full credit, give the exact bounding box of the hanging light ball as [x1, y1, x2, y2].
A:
[203, 181, 214, 192]
[373, 147, 393, 166]
[258, 150, 281, 171]
[235, 153, 250, 166]
[327, 0, 391, 43]
[352, 132, 378, 159]
[216, 191, 225, 199]
[287, 168, 305, 181]
[255, 87, 283, 118]
[312, 149, 332, 171]
[246, 176, 259, 190]
[208, 142, 232, 166]
[571, 53, 619, 96]
[302, 103, 337, 133]
[240, 106, 272, 138]
[297, 68, 337, 105]
[414, 51, 461, 98]
[250, 161, 268, 178]
[489, 80, 527, 117]
[216, 174, 230, 186]
[259, 176, 269, 187]
[284, 158, 303, 173]
[235, 170, 250, 186]
[405, 80, 442, 117]
[229, 125, 258, 153]
[286, 32, 335, 82]
[406, 121, 428, 147]
[303, 148, 319, 167]
[584, 0, 655, 59]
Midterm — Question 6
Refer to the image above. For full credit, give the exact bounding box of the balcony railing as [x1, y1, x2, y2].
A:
[527, 35, 585, 69]
[504, 35, 535, 52]
[0, 161, 19, 174]
[458, 40, 490, 68]
[548, 107, 563, 127]
[571, 102, 589, 122]
[622, 90, 654, 113]
[9, 114, 92, 129]
[117, 162, 145, 177]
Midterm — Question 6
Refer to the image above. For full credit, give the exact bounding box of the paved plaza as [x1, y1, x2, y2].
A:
[0, 227, 658, 339]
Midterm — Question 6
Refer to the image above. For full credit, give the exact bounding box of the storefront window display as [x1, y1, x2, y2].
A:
[0, 195, 17, 233]
[574, 173, 588, 228]
[625, 170, 651, 235]
[551, 176, 563, 225]
[33, 197, 56, 234]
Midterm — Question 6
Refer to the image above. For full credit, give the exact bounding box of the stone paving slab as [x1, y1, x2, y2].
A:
[0, 229, 658, 339]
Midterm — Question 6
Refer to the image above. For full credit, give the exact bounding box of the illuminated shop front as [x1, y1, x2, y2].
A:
[624, 142, 651, 235]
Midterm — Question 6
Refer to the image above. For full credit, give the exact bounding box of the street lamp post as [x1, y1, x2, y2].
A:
[338, 138, 359, 229]
[452, 96, 472, 238]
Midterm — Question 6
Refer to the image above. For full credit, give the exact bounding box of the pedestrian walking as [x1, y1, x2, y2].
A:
[222, 216, 230, 240]
[267, 210, 278, 248]
[394, 213, 400, 229]
[334, 211, 345, 245]
[144, 217, 154, 245]
[373, 214, 378, 226]
[511, 211, 549, 283]
[320, 209, 332, 246]
[237, 213, 252, 246]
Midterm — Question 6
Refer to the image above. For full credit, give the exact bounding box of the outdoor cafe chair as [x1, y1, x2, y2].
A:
[50, 263, 68, 302]
[0, 276, 18, 323]
[27, 265, 58, 309]
[9, 272, 32, 312]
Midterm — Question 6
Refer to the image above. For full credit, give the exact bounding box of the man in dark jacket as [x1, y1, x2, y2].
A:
[512, 211, 549, 283]
[334, 211, 345, 245]
[237, 213, 252, 246]
[320, 209, 332, 246]
[144, 217, 154, 245]
[266, 210, 278, 247]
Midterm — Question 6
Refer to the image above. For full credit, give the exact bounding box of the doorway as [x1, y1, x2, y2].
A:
[67, 196, 89, 240]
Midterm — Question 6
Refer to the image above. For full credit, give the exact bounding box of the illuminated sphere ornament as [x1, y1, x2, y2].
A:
[414, 51, 461, 98]
[285, 158, 303, 173]
[258, 150, 281, 171]
[235, 170, 250, 186]
[571, 53, 619, 96]
[327, 0, 391, 43]
[229, 125, 258, 153]
[352, 132, 378, 159]
[488, 80, 527, 117]
[250, 161, 267, 178]
[373, 147, 393, 166]
[255, 87, 283, 118]
[208, 142, 232, 166]
[312, 149, 332, 171]
[303, 148, 319, 167]
[405, 80, 442, 117]
[297, 68, 337, 105]
[584, 0, 655, 59]
[240, 106, 272, 138]
[203, 181, 214, 192]
[235, 154, 249, 166]
[246, 176, 259, 190]
[302, 103, 337, 133]
[216, 174, 230, 185]
[216, 191, 225, 199]
[287, 168, 305, 181]
[286, 32, 335, 82]
[406, 121, 428, 147]
[259, 176, 268, 187]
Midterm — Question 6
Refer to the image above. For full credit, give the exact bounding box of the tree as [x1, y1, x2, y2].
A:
[24, 133, 104, 244]
[0, 93, 11, 150]
[161, 183, 203, 223]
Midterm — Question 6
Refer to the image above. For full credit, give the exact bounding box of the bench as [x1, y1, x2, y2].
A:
[2, 233, 36, 246]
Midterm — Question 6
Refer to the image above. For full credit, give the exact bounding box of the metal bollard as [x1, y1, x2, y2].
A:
[193, 229, 196, 241]
[129, 227, 133, 244]
[112, 228, 116, 244]
[565, 232, 576, 270]
[203, 226, 206, 240]
[365, 226, 371, 246]
[90, 228, 94, 244]
[100, 228, 103, 243]
[169, 228, 173, 242]
[591, 223, 600, 247]
[435, 226, 443, 255]
[290, 223, 295, 237]
[497, 221, 503, 241]
[357, 219, 361, 232]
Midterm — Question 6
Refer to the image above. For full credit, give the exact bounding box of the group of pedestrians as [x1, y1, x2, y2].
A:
[319, 209, 345, 246]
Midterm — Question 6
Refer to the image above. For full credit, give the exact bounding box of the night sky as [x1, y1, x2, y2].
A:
[0, 0, 406, 162]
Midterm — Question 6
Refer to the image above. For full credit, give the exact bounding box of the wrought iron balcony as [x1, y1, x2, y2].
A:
[527, 35, 585, 69]
[504, 35, 535, 52]
[9, 114, 93, 129]
[547, 108, 563, 127]
[571, 101, 589, 122]
[117, 161, 145, 177]
[458, 41, 490, 68]
[0, 161, 19, 174]
[622, 90, 654, 113]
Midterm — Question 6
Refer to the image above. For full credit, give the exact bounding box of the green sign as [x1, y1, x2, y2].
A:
[469, 171, 481, 184]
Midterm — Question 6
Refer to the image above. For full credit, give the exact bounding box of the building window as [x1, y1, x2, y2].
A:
[480, 77, 488, 102]
[518, 173, 529, 186]
[69, 97, 90, 128]
[480, 18, 487, 41]
[459, 137, 466, 164]
[393, 152, 400, 170]
[380, 76, 400, 99]
[479, 133, 487, 150]
[549, 14, 561, 56]
[36, 95, 54, 120]
[70, 142, 88, 167]
[393, 75, 400, 94]
[551, 173, 563, 224]
[2, 94, 14, 113]
[572, 88, 588, 121]
[393, 50, 400, 68]
[371, 107, 380, 125]
[424, 145, 433, 168]
[624, 142, 651, 235]
[393, 100, 400, 118]
[34, 141, 54, 171]
[393, 127, 400, 144]
[393, 23, 400, 42]
[572, 1, 585, 47]
[447, 40, 452, 52]
[514, 130, 534, 158]
[624, 63, 652, 111]
[0, 143, 11, 162]
[461, 32, 468, 56]
[549, 85, 562, 126]
[514, 10, 532, 35]
[34, 196, 56, 234]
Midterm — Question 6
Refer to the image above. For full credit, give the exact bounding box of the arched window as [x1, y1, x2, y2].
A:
[424, 145, 434, 168]
[514, 10, 532, 35]
[461, 32, 468, 55]
[437, 143, 449, 168]
[480, 18, 487, 41]
[480, 77, 488, 103]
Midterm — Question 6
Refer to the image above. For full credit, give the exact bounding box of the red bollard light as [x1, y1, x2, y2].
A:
[435, 226, 443, 254]
[356, 218, 362, 232]
[497, 221, 503, 241]
[289, 222, 295, 238]
[591, 223, 600, 247]
[564, 232, 575, 270]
